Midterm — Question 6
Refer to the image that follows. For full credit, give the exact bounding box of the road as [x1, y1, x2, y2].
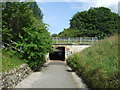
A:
[15, 61, 77, 88]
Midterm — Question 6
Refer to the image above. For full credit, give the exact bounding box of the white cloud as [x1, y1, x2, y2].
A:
[70, 5, 81, 10]
[69, 0, 95, 11]
[94, 0, 119, 13]
[36, 0, 119, 12]
[64, 0, 90, 2]
[69, 0, 119, 13]
[70, 4, 89, 11]
[48, 17, 57, 21]
[36, 0, 92, 2]
[94, 0, 118, 7]
[70, 2, 95, 11]
[44, 16, 57, 22]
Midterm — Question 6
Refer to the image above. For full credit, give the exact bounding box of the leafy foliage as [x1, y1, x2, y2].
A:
[59, 7, 119, 39]
[51, 33, 58, 37]
[2, 2, 52, 70]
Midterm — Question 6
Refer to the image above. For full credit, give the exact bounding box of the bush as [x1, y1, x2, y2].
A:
[2, 2, 52, 70]
[17, 26, 52, 70]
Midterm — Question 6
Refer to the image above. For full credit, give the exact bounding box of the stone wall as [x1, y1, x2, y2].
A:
[0, 64, 32, 88]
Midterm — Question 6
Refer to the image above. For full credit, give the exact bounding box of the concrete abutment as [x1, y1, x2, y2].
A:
[46, 44, 91, 62]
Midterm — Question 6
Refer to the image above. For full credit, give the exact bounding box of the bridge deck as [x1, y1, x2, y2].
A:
[52, 43, 93, 45]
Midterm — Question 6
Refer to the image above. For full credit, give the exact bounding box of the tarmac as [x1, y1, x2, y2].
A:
[15, 61, 88, 89]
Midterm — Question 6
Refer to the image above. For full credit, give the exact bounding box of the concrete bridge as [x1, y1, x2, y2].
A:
[46, 44, 91, 62]
[3, 37, 98, 62]
[48, 37, 98, 61]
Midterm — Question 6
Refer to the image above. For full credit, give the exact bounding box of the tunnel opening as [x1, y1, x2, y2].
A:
[49, 47, 65, 61]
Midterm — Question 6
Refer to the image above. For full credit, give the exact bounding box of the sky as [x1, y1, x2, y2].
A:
[36, 0, 119, 34]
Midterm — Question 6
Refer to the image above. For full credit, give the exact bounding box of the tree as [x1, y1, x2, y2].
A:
[2, 2, 52, 70]
[59, 7, 119, 39]
[51, 34, 58, 37]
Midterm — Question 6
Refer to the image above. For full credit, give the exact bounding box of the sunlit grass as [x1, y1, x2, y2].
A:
[67, 35, 119, 88]
[0, 48, 2, 72]
[2, 49, 25, 72]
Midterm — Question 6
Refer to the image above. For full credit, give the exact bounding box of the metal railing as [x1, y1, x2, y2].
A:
[52, 37, 99, 44]
[2, 40, 23, 52]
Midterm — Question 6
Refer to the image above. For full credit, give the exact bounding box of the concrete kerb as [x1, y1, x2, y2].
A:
[66, 66, 88, 89]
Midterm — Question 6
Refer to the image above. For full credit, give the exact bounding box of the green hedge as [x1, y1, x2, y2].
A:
[67, 35, 120, 88]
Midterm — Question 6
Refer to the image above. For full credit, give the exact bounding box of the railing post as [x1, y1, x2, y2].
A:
[68, 37, 70, 43]
[80, 37, 81, 44]
[92, 37, 94, 44]
[56, 37, 58, 44]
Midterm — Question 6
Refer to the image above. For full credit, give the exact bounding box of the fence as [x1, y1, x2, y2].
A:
[52, 37, 99, 44]
[2, 40, 23, 53]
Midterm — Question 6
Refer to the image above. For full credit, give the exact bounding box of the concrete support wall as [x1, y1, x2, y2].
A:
[71, 45, 91, 53]
[65, 45, 91, 58]
[51, 44, 91, 60]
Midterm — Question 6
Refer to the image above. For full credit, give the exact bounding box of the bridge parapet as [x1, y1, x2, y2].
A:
[52, 37, 98, 45]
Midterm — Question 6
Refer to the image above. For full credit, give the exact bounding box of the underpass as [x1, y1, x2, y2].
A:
[47, 44, 91, 62]
[15, 37, 98, 88]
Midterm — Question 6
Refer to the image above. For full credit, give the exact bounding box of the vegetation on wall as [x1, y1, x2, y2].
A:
[59, 7, 119, 39]
[2, 2, 52, 70]
[2, 49, 25, 72]
[67, 35, 119, 88]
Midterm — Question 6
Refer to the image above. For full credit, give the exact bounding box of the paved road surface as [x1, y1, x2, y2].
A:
[15, 61, 77, 88]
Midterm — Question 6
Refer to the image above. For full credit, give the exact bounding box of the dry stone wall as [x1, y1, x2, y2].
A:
[0, 64, 32, 88]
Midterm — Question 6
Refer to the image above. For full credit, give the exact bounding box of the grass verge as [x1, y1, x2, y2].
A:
[2, 49, 25, 72]
[67, 35, 120, 88]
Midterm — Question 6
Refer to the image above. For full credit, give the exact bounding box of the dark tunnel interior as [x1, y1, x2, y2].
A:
[49, 47, 65, 61]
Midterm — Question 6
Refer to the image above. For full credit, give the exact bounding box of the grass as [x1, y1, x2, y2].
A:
[67, 34, 119, 88]
[0, 48, 2, 72]
[1, 49, 25, 72]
